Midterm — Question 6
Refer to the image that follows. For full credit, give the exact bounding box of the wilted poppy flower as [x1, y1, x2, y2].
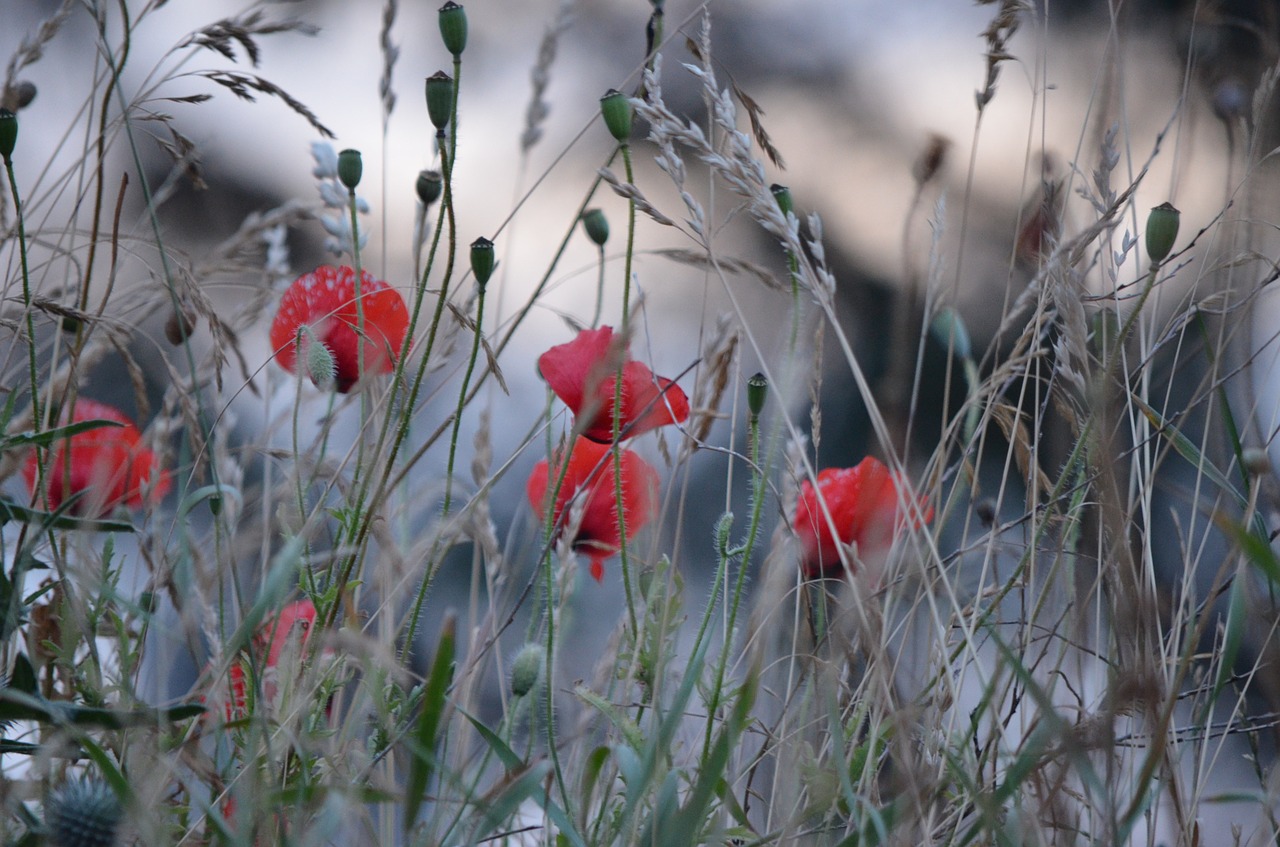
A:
[269, 265, 410, 392]
[23, 398, 169, 517]
[536, 326, 689, 443]
[794, 456, 930, 580]
[221, 599, 321, 721]
[526, 436, 659, 581]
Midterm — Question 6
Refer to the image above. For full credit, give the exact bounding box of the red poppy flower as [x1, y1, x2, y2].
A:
[269, 265, 410, 392]
[794, 457, 931, 580]
[536, 326, 689, 442]
[526, 436, 659, 581]
[221, 599, 320, 721]
[23, 398, 169, 517]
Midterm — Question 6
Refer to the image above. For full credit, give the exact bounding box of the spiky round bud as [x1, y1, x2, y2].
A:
[337, 148, 363, 191]
[599, 89, 632, 143]
[581, 208, 609, 246]
[416, 170, 443, 206]
[0, 108, 17, 161]
[164, 306, 196, 346]
[302, 326, 336, 389]
[46, 778, 122, 847]
[770, 184, 793, 218]
[470, 236, 495, 286]
[510, 643, 545, 697]
[438, 2, 468, 58]
[747, 372, 768, 418]
[426, 72, 455, 132]
[1145, 202, 1180, 265]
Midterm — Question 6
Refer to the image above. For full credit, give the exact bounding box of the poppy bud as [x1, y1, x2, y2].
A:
[438, 2, 468, 58]
[747, 372, 768, 418]
[770, 184, 793, 218]
[1243, 447, 1271, 477]
[470, 236, 495, 286]
[416, 169, 443, 206]
[337, 148, 363, 191]
[165, 306, 196, 346]
[0, 108, 16, 161]
[510, 643, 544, 697]
[302, 326, 337, 389]
[599, 89, 632, 143]
[581, 208, 609, 246]
[1145, 202, 1180, 265]
[45, 778, 122, 847]
[425, 72, 455, 132]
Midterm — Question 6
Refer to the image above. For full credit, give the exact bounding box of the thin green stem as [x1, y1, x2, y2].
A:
[3, 154, 41, 456]
[442, 284, 486, 516]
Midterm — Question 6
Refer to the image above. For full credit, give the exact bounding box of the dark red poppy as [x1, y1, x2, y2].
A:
[23, 398, 170, 517]
[526, 436, 659, 581]
[794, 457, 931, 580]
[269, 265, 410, 392]
[536, 326, 689, 442]
[221, 599, 320, 721]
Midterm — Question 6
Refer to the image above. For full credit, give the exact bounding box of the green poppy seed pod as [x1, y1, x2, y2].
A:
[470, 236, 495, 286]
[581, 208, 609, 246]
[438, 1, 468, 58]
[426, 71, 455, 131]
[747, 372, 768, 418]
[1145, 202, 1180, 265]
[416, 169, 443, 206]
[46, 779, 122, 847]
[0, 108, 17, 161]
[599, 89, 632, 143]
[337, 148, 363, 190]
[510, 643, 545, 697]
[770, 184, 793, 218]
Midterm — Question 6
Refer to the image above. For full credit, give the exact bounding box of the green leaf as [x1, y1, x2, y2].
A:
[0, 499, 135, 532]
[404, 612, 456, 835]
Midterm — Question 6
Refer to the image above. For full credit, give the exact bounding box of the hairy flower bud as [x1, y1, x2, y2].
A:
[747, 372, 768, 418]
[337, 148, 363, 191]
[302, 326, 337, 389]
[1145, 202, 1180, 265]
[426, 72, 455, 131]
[581, 208, 609, 246]
[470, 236, 495, 287]
[599, 89, 632, 143]
[438, 2, 468, 58]
[510, 643, 545, 697]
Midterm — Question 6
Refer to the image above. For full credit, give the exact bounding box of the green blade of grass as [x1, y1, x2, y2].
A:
[404, 611, 456, 835]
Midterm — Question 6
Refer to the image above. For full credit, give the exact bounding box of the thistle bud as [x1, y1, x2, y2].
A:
[0, 108, 17, 161]
[46, 778, 122, 847]
[747, 372, 768, 418]
[416, 170, 443, 206]
[599, 89, 632, 143]
[770, 184, 793, 218]
[470, 236, 495, 287]
[337, 148, 363, 191]
[438, 2, 468, 58]
[510, 643, 545, 697]
[426, 72, 455, 131]
[1145, 202, 1180, 265]
[581, 208, 609, 246]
